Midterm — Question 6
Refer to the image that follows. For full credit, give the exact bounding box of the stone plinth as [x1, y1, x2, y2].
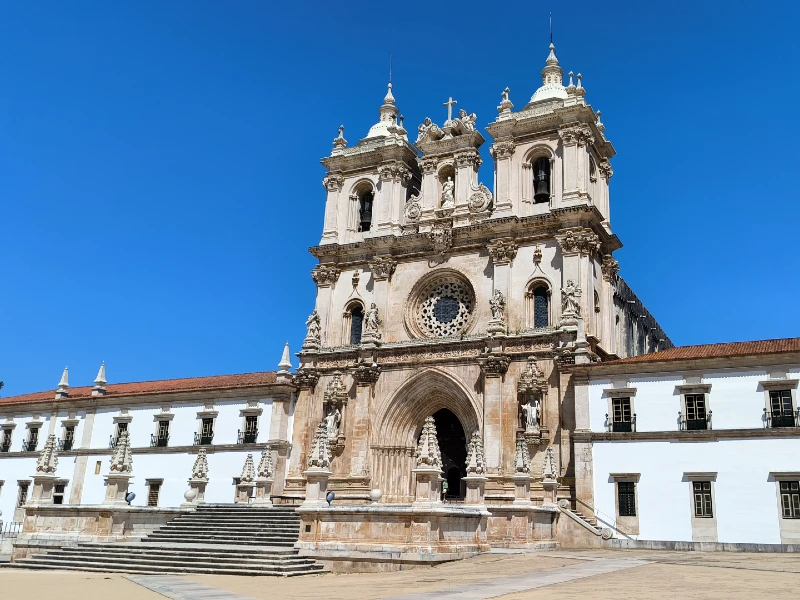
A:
[295, 503, 489, 572]
[103, 474, 133, 506]
[512, 474, 533, 505]
[463, 474, 488, 507]
[486, 504, 559, 549]
[253, 477, 274, 506]
[30, 475, 58, 504]
[542, 479, 558, 506]
[235, 482, 255, 504]
[12, 504, 188, 561]
[302, 468, 332, 508]
[412, 466, 443, 507]
[181, 478, 207, 508]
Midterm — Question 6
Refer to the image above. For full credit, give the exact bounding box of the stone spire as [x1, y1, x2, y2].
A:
[530, 43, 567, 103]
[415, 416, 442, 469]
[92, 362, 107, 396]
[542, 446, 558, 481]
[307, 421, 331, 470]
[36, 434, 58, 474]
[191, 448, 209, 480]
[514, 434, 530, 474]
[109, 431, 132, 474]
[55, 367, 69, 399]
[365, 82, 405, 140]
[240, 453, 256, 484]
[278, 342, 292, 373]
[465, 431, 486, 475]
[257, 449, 274, 479]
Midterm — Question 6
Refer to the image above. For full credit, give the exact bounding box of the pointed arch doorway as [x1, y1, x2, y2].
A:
[430, 408, 467, 500]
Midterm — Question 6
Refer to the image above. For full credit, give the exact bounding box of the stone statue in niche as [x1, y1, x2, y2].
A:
[561, 280, 581, 317]
[324, 404, 341, 439]
[441, 177, 455, 209]
[305, 310, 321, 341]
[364, 303, 381, 335]
[489, 289, 506, 322]
[521, 397, 540, 434]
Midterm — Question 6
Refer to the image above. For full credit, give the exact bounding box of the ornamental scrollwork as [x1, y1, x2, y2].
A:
[311, 264, 341, 287]
[487, 238, 518, 265]
[322, 174, 344, 192]
[480, 353, 511, 376]
[369, 256, 397, 281]
[295, 368, 320, 390]
[490, 140, 515, 160]
[468, 183, 493, 214]
[420, 157, 439, 174]
[404, 194, 422, 223]
[555, 228, 601, 256]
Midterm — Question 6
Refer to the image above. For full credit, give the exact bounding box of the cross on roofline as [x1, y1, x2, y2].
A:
[443, 97, 457, 121]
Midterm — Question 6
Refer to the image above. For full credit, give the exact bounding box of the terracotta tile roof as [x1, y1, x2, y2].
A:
[603, 338, 800, 366]
[0, 371, 283, 407]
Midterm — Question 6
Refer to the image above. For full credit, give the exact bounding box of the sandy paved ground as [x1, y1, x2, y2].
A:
[1, 549, 799, 599]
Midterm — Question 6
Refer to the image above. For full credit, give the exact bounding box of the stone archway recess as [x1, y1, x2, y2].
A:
[371, 368, 481, 503]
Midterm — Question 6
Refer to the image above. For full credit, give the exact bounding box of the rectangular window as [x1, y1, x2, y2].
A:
[26, 428, 39, 452]
[770, 390, 795, 427]
[242, 415, 258, 443]
[199, 418, 214, 445]
[61, 426, 75, 451]
[685, 394, 708, 430]
[693, 481, 713, 517]
[147, 483, 160, 507]
[1, 430, 11, 452]
[611, 398, 633, 432]
[153, 420, 170, 447]
[117, 422, 128, 434]
[17, 482, 29, 507]
[53, 483, 66, 505]
[618, 481, 636, 517]
[780, 481, 800, 518]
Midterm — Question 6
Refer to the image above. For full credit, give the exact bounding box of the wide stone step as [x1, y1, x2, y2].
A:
[141, 536, 296, 546]
[145, 531, 298, 540]
[157, 525, 299, 534]
[9, 558, 323, 576]
[24, 552, 318, 570]
[176, 516, 300, 522]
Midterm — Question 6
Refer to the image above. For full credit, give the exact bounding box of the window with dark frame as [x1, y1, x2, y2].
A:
[53, 483, 66, 505]
[243, 415, 258, 444]
[200, 418, 214, 444]
[693, 481, 713, 517]
[532, 157, 551, 203]
[147, 483, 161, 507]
[62, 426, 75, 451]
[611, 397, 633, 432]
[358, 191, 374, 232]
[685, 394, 708, 430]
[17, 482, 29, 507]
[770, 390, 795, 427]
[1, 429, 12, 452]
[618, 481, 636, 517]
[350, 305, 364, 345]
[155, 420, 170, 447]
[26, 427, 40, 452]
[780, 481, 800, 518]
[533, 286, 549, 328]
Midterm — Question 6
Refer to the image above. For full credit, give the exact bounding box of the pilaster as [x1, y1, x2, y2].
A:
[491, 140, 515, 216]
[349, 363, 380, 477]
[321, 173, 344, 242]
[479, 353, 510, 472]
[310, 266, 340, 347]
[288, 370, 320, 477]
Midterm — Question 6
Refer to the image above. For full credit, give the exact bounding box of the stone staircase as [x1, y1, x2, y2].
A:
[8, 504, 324, 576]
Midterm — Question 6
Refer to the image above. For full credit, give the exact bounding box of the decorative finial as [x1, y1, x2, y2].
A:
[36, 434, 58, 474]
[240, 453, 256, 483]
[278, 342, 292, 374]
[443, 97, 458, 122]
[546, 42, 558, 66]
[333, 125, 347, 149]
[398, 114, 404, 129]
[384, 82, 395, 105]
[92, 362, 107, 396]
[576, 73, 586, 97]
[56, 367, 69, 399]
[596, 110, 605, 132]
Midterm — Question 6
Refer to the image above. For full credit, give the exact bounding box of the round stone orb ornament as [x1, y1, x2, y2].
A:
[369, 488, 382, 503]
[184, 488, 198, 502]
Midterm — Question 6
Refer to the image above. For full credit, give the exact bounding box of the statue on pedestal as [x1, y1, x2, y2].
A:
[441, 177, 455, 209]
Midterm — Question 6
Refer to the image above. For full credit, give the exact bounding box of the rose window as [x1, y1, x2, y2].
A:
[414, 276, 475, 338]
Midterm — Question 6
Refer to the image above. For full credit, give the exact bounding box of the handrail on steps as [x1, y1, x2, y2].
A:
[573, 497, 637, 540]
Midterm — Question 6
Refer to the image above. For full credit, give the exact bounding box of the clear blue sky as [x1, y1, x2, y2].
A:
[1, 1, 798, 397]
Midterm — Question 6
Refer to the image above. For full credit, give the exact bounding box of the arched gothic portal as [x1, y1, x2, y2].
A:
[431, 409, 467, 499]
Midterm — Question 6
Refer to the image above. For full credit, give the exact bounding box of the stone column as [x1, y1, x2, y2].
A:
[419, 157, 439, 220]
[559, 126, 580, 203]
[268, 391, 292, 497]
[601, 255, 620, 354]
[310, 265, 340, 346]
[454, 150, 480, 216]
[68, 409, 95, 504]
[321, 173, 344, 242]
[350, 364, 380, 477]
[376, 162, 404, 234]
[367, 256, 396, 342]
[487, 239, 517, 335]
[555, 227, 600, 326]
[288, 370, 320, 476]
[480, 354, 510, 473]
[491, 140, 515, 216]
[572, 373, 595, 508]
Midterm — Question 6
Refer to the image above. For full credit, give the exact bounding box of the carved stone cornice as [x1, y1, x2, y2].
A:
[555, 227, 601, 256]
[487, 238, 518, 266]
[368, 256, 397, 281]
[420, 157, 439, 174]
[352, 362, 381, 386]
[601, 254, 620, 282]
[490, 140, 515, 160]
[311, 264, 341, 287]
[599, 160, 613, 180]
[322, 174, 345, 192]
[454, 150, 482, 170]
[479, 353, 511, 377]
[295, 369, 320, 390]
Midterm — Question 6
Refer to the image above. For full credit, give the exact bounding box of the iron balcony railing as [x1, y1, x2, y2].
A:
[605, 413, 637, 433]
[57, 438, 74, 451]
[0, 440, 11, 453]
[764, 408, 800, 428]
[150, 433, 169, 448]
[679, 410, 713, 431]
[23, 439, 38, 452]
[109, 435, 119, 449]
[237, 429, 258, 444]
[194, 432, 214, 446]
